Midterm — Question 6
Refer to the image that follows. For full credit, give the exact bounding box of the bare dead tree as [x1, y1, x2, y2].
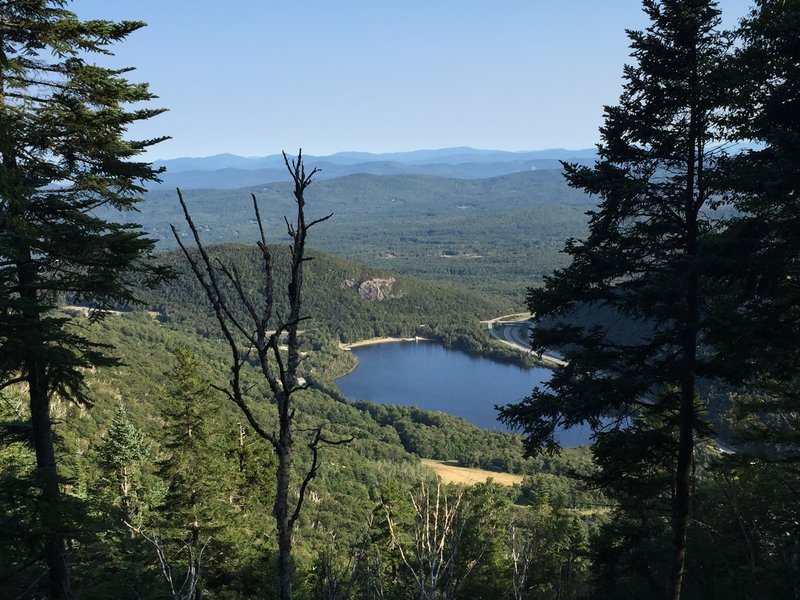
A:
[171, 149, 350, 600]
[124, 521, 208, 600]
[508, 520, 534, 600]
[383, 481, 473, 600]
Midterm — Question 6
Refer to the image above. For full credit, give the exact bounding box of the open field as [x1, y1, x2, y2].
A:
[421, 459, 525, 487]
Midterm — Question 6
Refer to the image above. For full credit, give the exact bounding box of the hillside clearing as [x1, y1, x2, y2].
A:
[421, 459, 525, 487]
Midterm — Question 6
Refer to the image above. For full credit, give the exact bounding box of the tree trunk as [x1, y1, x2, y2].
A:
[670, 382, 694, 600]
[28, 346, 73, 600]
[275, 441, 293, 600]
[174, 152, 332, 600]
[669, 254, 698, 600]
[19, 255, 73, 599]
[4, 57, 72, 595]
[669, 115, 701, 600]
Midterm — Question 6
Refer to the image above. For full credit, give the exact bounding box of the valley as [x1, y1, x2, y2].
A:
[5, 1, 798, 597]
[8, 145, 792, 599]
[0, 164, 606, 595]
[106, 168, 594, 303]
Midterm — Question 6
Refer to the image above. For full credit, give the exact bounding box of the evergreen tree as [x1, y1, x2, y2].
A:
[499, 2, 731, 598]
[90, 405, 163, 598]
[0, 389, 42, 592]
[156, 348, 231, 599]
[0, 2, 166, 596]
[712, 0, 800, 457]
[96, 405, 152, 530]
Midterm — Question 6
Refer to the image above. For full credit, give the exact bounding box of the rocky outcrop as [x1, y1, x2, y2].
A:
[357, 277, 399, 302]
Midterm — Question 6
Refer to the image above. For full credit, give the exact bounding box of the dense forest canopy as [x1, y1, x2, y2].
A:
[109, 169, 595, 303]
[1, 1, 799, 599]
[500, 0, 800, 598]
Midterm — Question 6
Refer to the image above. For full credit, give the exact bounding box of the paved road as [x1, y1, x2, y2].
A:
[484, 315, 567, 367]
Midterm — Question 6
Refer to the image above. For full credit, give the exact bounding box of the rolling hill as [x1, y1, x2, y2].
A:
[133, 243, 516, 358]
[112, 169, 595, 303]
[150, 147, 598, 188]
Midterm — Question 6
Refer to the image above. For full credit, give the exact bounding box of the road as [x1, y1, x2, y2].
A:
[483, 314, 567, 367]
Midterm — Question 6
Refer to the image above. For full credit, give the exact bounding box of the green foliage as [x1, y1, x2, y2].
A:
[710, 0, 800, 462]
[130, 243, 515, 362]
[0, 2, 167, 595]
[111, 170, 593, 303]
[501, 0, 732, 451]
[94, 405, 156, 529]
[20, 271, 796, 599]
[500, 2, 736, 597]
[687, 458, 800, 599]
[0, 390, 39, 587]
[0, 0, 169, 404]
[348, 479, 595, 599]
[508, 506, 592, 600]
[153, 349, 234, 597]
[83, 406, 164, 599]
[4, 2, 799, 597]
[369, 479, 511, 599]
[33, 309, 601, 598]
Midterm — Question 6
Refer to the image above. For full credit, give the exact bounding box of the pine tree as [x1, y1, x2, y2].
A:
[96, 405, 151, 529]
[712, 0, 800, 457]
[499, 2, 731, 598]
[156, 348, 231, 599]
[0, 2, 167, 596]
[90, 404, 163, 598]
[0, 389, 41, 591]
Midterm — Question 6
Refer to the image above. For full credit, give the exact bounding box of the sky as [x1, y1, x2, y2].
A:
[70, 0, 753, 160]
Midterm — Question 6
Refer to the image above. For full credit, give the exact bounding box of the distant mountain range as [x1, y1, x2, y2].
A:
[103, 168, 594, 302]
[151, 147, 598, 190]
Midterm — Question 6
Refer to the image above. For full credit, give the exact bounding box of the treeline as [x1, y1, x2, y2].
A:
[116, 172, 593, 303]
[1, 312, 597, 598]
[133, 243, 526, 362]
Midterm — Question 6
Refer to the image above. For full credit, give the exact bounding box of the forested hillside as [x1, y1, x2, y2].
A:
[115, 170, 593, 302]
[1, 308, 602, 598]
[134, 244, 519, 359]
[3, 1, 800, 599]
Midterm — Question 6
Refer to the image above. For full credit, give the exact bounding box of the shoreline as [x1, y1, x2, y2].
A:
[339, 335, 432, 350]
[336, 317, 565, 369]
[485, 315, 568, 367]
[335, 336, 433, 379]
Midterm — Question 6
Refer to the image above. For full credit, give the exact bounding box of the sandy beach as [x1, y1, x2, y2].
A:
[340, 335, 431, 350]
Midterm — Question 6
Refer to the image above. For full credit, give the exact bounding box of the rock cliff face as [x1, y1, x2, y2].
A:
[356, 277, 399, 302]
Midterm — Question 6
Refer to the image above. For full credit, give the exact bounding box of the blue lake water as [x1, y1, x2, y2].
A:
[335, 341, 592, 447]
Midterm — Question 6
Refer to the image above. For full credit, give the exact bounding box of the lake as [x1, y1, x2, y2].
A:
[335, 341, 592, 447]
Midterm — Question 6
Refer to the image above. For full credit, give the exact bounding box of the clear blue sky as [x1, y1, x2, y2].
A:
[71, 0, 752, 160]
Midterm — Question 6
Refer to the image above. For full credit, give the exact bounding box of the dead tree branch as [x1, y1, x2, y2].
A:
[171, 149, 344, 600]
[124, 521, 208, 600]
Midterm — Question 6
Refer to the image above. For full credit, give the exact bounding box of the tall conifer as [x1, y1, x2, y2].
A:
[156, 348, 232, 599]
[499, 2, 731, 598]
[713, 0, 800, 456]
[0, 2, 166, 596]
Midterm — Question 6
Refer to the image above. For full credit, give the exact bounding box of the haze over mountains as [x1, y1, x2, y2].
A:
[151, 147, 598, 189]
[122, 149, 601, 303]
